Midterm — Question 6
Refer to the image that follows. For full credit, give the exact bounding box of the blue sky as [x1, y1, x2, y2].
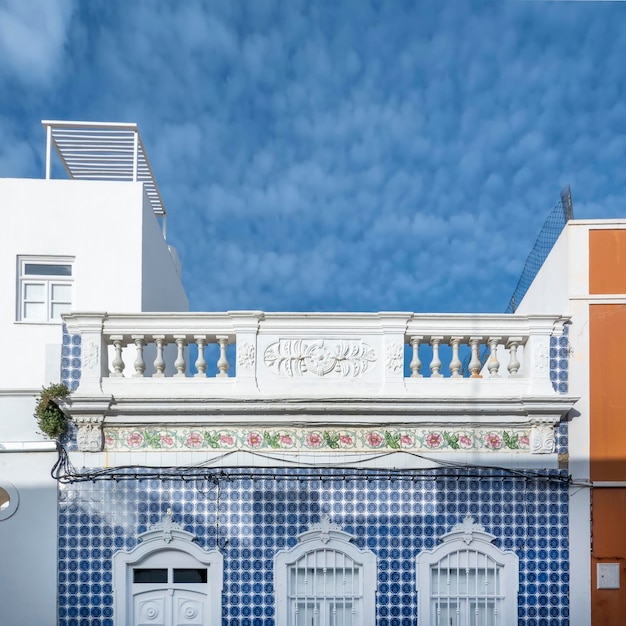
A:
[1, 0, 625, 313]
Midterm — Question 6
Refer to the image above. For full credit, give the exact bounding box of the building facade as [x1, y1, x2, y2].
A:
[2, 120, 621, 626]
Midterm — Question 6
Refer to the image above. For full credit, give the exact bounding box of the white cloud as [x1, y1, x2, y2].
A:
[0, 0, 76, 87]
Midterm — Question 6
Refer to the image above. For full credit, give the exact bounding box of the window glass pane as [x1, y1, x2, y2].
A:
[51, 284, 72, 301]
[470, 600, 498, 626]
[24, 283, 45, 300]
[293, 601, 320, 626]
[51, 302, 71, 320]
[173, 568, 208, 583]
[291, 562, 359, 596]
[24, 302, 45, 321]
[432, 599, 461, 625]
[133, 568, 168, 583]
[24, 263, 72, 276]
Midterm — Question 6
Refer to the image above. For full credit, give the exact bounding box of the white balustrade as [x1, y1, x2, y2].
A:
[61, 312, 569, 395]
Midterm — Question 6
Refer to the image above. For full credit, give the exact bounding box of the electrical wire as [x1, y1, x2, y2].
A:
[51, 442, 588, 487]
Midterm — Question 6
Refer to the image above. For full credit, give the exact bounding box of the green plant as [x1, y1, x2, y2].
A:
[34, 383, 70, 439]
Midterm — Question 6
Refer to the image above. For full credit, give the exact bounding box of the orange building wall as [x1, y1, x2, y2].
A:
[589, 229, 626, 294]
[589, 303, 626, 481]
[591, 490, 626, 624]
[589, 229, 626, 623]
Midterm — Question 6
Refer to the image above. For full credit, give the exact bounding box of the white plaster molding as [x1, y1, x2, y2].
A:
[385, 342, 404, 372]
[67, 397, 112, 452]
[303, 514, 343, 544]
[264, 339, 376, 377]
[75, 415, 105, 452]
[530, 424, 555, 454]
[145, 508, 185, 544]
[236, 342, 255, 370]
[82, 340, 99, 371]
[449, 514, 488, 545]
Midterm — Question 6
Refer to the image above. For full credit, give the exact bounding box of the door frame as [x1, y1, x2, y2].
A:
[113, 511, 223, 626]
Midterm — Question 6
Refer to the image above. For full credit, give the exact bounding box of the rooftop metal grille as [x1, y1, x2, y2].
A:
[41, 120, 166, 216]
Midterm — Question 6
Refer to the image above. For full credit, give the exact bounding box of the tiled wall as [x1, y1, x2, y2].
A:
[550, 325, 569, 395]
[58, 467, 570, 626]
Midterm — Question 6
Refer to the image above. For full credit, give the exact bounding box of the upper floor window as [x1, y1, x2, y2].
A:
[18, 256, 73, 322]
[275, 516, 377, 626]
[416, 516, 519, 626]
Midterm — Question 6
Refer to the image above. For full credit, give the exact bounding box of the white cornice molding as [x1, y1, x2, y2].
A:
[64, 393, 576, 428]
[0, 441, 57, 452]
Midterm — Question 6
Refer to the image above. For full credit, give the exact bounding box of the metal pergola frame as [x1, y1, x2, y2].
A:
[42, 120, 167, 222]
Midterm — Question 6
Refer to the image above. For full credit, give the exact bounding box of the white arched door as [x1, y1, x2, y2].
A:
[114, 511, 223, 626]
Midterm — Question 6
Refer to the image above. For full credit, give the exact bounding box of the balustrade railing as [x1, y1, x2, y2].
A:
[109, 333, 231, 378]
[63, 312, 568, 395]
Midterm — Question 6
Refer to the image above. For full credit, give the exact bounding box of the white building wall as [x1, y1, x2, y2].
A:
[0, 176, 188, 626]
[513, 225, 570, 315]
[0, 449, 58, 626]
[140, 192, 188, 312]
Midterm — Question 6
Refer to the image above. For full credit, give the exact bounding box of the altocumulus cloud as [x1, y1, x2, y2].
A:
[1, 0, 626, 312]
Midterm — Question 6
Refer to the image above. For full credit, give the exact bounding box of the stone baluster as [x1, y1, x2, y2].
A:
[173, 335, 186, 377]
[132, 336, 145, 377]
[194, 335, 207, 377]
[409, 335, 423, 377]
[152, 336, 166, 378]
[507, 337, 522, 377]
[450, 337, 463, 378]
[468, 337, 483, 378]
[110, 335, 125, 377]
[216, 335, 229, 377]
[487, 337, 501, 377]
[430, 336, 443, 378]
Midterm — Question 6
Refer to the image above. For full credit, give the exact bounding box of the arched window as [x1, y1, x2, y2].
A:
[416, 516, 519, 626]
[274, 516, 377, 626]
[113, 510, 223, 626]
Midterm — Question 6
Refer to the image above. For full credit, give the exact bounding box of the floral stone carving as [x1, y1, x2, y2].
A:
[236, 342, 255, 370]
[264, 339, 376, 377]
[385, 343, 404, 372]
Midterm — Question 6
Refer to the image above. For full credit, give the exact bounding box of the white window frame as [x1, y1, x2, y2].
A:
[416, 515, 519, 626]
[0, 481, 19, 521]
[113, 510, 223, 625]
[17, 255, 73, 323]
[274, 516, 377, 626]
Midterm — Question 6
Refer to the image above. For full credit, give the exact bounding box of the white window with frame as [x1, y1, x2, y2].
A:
[17, 256, 73, 322]
[274, 516, 377, 626]
[416, 515, 519, 626]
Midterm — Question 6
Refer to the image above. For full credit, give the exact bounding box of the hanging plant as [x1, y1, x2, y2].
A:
[34, 383, 70, 439]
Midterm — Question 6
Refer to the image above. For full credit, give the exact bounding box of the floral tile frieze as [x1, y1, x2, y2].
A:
[105, 427, 531, 452]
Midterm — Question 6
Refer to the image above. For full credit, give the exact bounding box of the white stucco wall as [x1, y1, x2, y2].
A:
[513, 226, 570, 315]
[0, 178, 188, 393]
[140, 192, 188, 312]
[0, 448, 58, 626]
